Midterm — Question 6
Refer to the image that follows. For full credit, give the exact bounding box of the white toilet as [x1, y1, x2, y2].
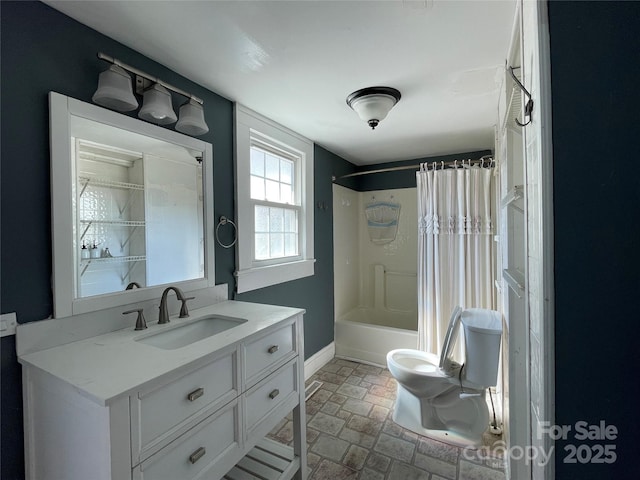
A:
[386, 307, 502, 447]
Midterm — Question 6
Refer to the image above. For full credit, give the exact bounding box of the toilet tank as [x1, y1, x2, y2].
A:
[461, 309, 502, 387]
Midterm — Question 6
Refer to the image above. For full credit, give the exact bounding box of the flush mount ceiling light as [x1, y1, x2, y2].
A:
[138, 83, 177, 125]
[346, 86, 401, 130]
[92, 52, 209, 136]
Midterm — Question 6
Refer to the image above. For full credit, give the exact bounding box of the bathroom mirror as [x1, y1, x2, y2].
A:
[49, 92, 214, 318]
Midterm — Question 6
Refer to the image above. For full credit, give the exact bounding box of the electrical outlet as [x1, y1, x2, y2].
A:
[0, 312, 17, 337]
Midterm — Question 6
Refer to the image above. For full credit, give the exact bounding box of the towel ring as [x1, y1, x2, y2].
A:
[215, 216, 237, 248]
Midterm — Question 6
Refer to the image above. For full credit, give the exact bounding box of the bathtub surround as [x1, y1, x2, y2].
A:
[333, 186, 419, 361]
[357, 189, 418, 321]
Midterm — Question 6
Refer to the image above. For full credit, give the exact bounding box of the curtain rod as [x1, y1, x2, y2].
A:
[332, 154, 493, 181]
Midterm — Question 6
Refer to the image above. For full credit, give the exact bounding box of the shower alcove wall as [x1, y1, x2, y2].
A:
[333, 185, 418, 366]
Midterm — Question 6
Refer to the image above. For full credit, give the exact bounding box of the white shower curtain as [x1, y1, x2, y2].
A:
[416, 165, 495, 360]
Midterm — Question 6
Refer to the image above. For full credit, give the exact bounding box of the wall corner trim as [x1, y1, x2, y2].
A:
[304, 342, 335, 381]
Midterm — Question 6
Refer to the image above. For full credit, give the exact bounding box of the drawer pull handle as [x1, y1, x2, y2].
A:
[189, 447, 206, 464]
[269, 389, 280, 400]
[187, 387, 204, 402]
[268, 345, 279, 354]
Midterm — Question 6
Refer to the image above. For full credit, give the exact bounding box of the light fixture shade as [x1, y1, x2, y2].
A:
[92, 64, 138, 112]
[175, 99, 209, 136]
[346, 86, 401, 129]
[138, 83, 177, 125]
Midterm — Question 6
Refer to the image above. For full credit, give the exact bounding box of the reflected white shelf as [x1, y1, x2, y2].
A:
[80, 255, 146, 265]
[78, 176, 144, 191]
[80, 219, 146, 227]
[80, 255, 146, 278]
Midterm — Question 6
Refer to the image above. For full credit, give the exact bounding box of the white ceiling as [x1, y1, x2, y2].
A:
[45, 0, 516, 165]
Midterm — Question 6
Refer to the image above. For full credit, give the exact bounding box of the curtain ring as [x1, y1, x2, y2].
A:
[215, 216, 237, 248]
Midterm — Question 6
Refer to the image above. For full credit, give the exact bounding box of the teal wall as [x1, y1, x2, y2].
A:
[548, 1, 640, 478]
[0, 2, 354, 478]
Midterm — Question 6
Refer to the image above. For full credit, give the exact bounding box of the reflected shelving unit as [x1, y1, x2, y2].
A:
[76, 140, 147, 297]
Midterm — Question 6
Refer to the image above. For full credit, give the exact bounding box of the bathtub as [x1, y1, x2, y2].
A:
[335, 307, 418, 367]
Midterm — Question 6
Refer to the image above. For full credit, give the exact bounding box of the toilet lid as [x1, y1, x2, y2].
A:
[438, 306, 463, 372]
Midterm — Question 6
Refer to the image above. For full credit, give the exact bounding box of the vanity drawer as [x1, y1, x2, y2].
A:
[132, 347, 239, 461]
[134, 399, 241, 480]
[244, 321, 296, 387]
[245, 358, 299, 434]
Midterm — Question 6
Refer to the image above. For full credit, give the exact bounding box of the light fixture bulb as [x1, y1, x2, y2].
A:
[346, 86, 401, 130]
[138, 83, 177, 125]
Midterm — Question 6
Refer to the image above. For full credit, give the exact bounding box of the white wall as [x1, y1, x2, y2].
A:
[332, 185, 360, 320]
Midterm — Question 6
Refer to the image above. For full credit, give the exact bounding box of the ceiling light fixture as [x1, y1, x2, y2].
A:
[92, 52, 209, 136]
[346, 86, 401, 130]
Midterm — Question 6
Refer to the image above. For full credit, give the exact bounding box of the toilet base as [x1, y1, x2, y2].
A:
[392, 384, 488, 448]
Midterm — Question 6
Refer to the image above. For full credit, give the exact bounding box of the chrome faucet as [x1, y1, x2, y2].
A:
[158, 286, 194, 324]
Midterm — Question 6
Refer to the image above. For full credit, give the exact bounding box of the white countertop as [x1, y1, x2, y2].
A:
[18, 301, 304, 406]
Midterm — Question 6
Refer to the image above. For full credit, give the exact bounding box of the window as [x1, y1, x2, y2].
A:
[234, 105, 314, 293]
[250, 144, 299, 261]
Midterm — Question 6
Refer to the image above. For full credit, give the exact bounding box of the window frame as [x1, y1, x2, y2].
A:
[234, 104, 314, 293]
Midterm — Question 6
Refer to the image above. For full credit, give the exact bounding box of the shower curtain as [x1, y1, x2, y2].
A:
[416, 165, 494, 360]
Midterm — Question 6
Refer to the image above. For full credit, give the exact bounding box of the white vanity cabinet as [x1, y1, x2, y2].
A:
[19, 306, 307, 480]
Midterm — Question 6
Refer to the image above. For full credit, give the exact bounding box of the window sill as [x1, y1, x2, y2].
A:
[235, 259, 316, 293]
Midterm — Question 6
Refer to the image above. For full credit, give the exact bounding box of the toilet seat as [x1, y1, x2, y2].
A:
[438, 306, 463, 376]
[387, 349, 440, 377]
[386, 349, 455, 398]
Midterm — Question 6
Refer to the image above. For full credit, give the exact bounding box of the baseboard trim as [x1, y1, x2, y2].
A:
[304, 342, 335, 380]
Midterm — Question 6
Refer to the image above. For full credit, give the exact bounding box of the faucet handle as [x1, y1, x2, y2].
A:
[179, 297, 195, 318]
[123, 308, 147, 331]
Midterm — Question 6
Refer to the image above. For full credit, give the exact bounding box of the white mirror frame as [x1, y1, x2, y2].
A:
[49, 92, 215, 318]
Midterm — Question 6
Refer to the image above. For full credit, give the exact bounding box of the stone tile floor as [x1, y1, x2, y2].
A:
[268, 357, 506, 480]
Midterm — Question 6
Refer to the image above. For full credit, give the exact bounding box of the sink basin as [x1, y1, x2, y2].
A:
[136, 315, 247, 350]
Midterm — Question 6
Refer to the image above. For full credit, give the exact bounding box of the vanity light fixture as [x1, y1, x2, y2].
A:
[138, 83, 177, 125]
[176, 98, 209, 136]
[92, 64, 139, 112]
[346, 86, 401, 130]
[92, 52, 209, 136]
